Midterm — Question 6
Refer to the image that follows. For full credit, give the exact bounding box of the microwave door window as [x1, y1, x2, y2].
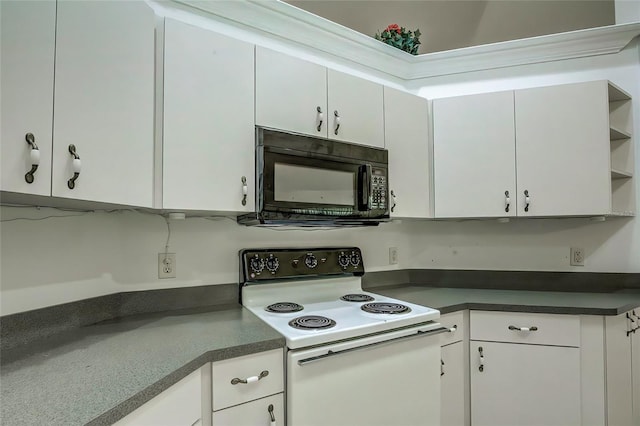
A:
[274, 163, 354, 206]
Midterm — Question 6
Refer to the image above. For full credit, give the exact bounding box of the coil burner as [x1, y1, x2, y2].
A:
[289, 315, 337, 330]
[361, 302, 411, 315]
[266, 302, 304, 313]
[340, 294, 375, 302]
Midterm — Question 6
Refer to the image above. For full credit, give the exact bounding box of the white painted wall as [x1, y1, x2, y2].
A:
[0, 207, 409, 315]
[409, 38, 640, 275]
[616, 0, 640, 23]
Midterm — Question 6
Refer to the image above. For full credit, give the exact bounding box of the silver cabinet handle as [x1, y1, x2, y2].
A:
[478, 346, 484, 372]
[24, 133, 40, 184]
[241, 176, 248, 206]
[67, 144, 81, 189]
[298, 327, 448, 365]
[441, 359, 445, 376]
[627, 311, 638, 336]
[390, 190, 397, 213]
[268, 403, 276, 426]
[230, 370, 269, 385]
[447, 324, 457, 333]
[333, 110, 340, 135]
[504, 190, 510, 213]
[316, 106, 323, 132]
[508, 325, 538, 332]
[524, 189, 530, 212]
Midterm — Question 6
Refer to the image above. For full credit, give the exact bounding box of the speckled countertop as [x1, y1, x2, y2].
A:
[371, 285, 640, 315]
[0, 306, 284, 426]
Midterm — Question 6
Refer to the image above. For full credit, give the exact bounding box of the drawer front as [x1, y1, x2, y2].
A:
[212, 348, 284, 411]
[470, 311, 580, 347]
[439, 310, 465, 346]
[212, 393, 283, 426]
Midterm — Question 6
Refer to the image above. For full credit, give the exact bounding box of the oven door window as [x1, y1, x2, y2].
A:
[263, 152, 359, 215]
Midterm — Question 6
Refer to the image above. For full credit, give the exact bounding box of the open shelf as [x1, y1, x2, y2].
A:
[608, 81, 632, 102]
[610, 126, 631, 140]
[611, 169, 633, 179]
[608, 81, 634, 215]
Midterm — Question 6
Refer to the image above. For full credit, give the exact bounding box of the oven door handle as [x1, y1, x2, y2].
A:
[297, 326, 448, 366]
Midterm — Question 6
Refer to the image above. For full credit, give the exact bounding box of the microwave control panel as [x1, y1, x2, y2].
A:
[371, 168, 387, 211]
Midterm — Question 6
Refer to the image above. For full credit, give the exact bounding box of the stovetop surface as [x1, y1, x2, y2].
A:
[242, 276, 440, 349]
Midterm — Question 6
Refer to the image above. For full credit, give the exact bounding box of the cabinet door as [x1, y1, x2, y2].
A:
[255, 47, 327, 138]
[384, 87, 430, 218]
[515, 82, 610, 216]
[470, 341, 580, 426]
[114, 369, 202, 426]
[328, 69, 384, 147]
[441, 341, 465, 426]
[633, 319, 640, 426]
[212, 394, 283, 426]
[433, 91, 516, 218]
[1, 0, 55, 195]
[606, 312, 634, 426]
[51, 1, 155, 207]
[163, 19, 255, 212]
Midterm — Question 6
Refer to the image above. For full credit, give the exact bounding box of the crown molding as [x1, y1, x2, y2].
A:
[174, 0, 640, 81]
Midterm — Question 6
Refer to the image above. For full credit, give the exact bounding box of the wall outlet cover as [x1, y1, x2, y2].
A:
[570, 247, 585, 266]
[389, 247, 399, 265]
[158, 253, 176, 278]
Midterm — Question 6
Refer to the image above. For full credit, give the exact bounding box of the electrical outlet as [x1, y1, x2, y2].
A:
[389, 247, 399, 265]
[570, 247, 585, 266]
[158, 253, 176, 278]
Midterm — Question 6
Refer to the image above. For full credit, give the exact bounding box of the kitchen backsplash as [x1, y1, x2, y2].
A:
[1, 205, 638, 315]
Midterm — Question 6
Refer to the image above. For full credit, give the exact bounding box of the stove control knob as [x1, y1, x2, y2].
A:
[265, 255, 279, 274]
[338, 252, 350, 269]
[304, 253, 318, 269]
[350, 251, 361, 267]
[249, 255, 264, 274]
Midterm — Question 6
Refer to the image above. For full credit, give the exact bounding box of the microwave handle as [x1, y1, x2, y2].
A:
[358, 164, 372, 211]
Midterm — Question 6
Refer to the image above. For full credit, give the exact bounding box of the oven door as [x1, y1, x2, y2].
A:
[287, 323, 446, 426]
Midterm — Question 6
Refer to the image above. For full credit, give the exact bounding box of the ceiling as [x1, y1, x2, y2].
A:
[284, 0, 615, 53]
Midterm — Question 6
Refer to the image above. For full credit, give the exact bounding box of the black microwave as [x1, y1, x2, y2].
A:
[237, 127, 390, 226]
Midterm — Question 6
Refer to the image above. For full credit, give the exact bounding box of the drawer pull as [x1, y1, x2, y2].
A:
[230, 370, 269, 385]
[268, 403, 276, 426]
[508, 325, 538, 332]
[478, 346, 484, 372]
[447, 325, 457, 333]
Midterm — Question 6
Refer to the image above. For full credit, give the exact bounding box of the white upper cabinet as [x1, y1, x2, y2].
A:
[328, 70, 384, 148]
[255, 47, 327, 138]
[433, 91, 517, 218]
[51, 1, 155, 207]
[256, 48, 384, 148]
[515, 82, 611, 216]
[433, 81, 632, 218]
[384, 87, 431, 218]
[162, 19, 255, 212]
[1, 1, 55, 196]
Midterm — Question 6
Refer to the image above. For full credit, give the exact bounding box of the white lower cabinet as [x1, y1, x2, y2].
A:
[114, 368, 203, 426]
[212, 394, 283, 426]
[605, 310, 638, 426]
[441, 341, 465, 426]
[470, 311, 581, 426]
[211, 349, 284, 426]
[439, 310, 469, 426]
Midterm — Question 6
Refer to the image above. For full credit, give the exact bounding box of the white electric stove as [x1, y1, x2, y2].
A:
[240, 247, 445, 426]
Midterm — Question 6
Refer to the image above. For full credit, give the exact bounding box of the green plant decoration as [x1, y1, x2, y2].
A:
[374, 24, 421, 55]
